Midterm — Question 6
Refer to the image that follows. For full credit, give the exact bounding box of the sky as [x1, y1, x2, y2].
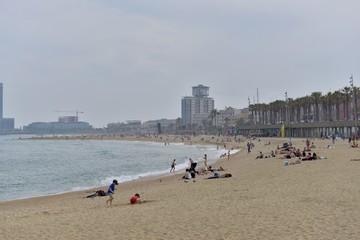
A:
[0, 0, 359, 128]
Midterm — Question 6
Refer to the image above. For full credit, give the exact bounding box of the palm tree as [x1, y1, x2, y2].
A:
[332, 90, 343, 121]
[176, 118, 182, 132]
[208, 109, 220, 134]
[311, 92, 322, 122]
[342, 87, 352, 120]
[269, 101, 276, 124]
[322, 92, 333, 121]
[208, 109, 219, 126]
[202, 119, 210, 133]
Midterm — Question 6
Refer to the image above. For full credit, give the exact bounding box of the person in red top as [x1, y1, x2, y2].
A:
[130, 193, 141, 204]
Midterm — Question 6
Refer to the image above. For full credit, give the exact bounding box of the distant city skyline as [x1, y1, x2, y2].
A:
[1, 1, 358, 128]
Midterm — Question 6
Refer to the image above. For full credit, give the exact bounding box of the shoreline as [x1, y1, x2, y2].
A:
[1, 135, 238, 204]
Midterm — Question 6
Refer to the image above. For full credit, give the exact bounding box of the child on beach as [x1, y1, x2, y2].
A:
[106, 179, 118, 206]
[130, 193, 141, 204]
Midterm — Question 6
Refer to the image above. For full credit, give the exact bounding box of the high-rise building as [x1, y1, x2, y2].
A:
[0, 83, 15, 131]
[181, 84, 214, 125]
[0, 83, 3, 118]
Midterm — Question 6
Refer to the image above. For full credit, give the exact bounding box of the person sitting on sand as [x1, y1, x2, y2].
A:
[351, 140, 359, 148]
[270, 150, 276, 157]
[255, 151, 264, 159]
[182, 169, 192, 180]
[207, 166, 226, 172]
[130, 193, 141, 204]
[302, 149, 306, 157]
[219, 166, 226, 171]
[302, 152, 313, 161]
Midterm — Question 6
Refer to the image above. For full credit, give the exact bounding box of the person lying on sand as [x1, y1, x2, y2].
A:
[207, 166, 226, 172]
[85, 190, 107, 198]
[206, 173, 232, 179]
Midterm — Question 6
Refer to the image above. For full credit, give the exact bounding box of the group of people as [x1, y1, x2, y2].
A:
[252, 139, 323, 165]
[85, 179, 142, 206]
[255, 150, 276, 159]
[181, 154, 232, 181]
[181, 157, 199, 180]
[170, 156, 203, 174]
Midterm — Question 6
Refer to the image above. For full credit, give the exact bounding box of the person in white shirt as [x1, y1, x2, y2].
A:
[182, 169, 192, 179]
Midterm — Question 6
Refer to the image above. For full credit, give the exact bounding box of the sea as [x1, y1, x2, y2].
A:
[0, 135, 230, 202]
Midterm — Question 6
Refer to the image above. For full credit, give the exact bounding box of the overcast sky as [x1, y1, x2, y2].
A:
[1, 0, 359, 128]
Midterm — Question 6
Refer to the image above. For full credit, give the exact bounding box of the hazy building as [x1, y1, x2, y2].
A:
[181, 84, 214, 125]
[141, 118, 177, 134]
[106, 120, 142, 135]
[0, 83, 15, 131]
[58, 116, 79, 123]
[24, 114, 92, 134]
[0, 83, 3, 118]
[24, 121, 92, 134]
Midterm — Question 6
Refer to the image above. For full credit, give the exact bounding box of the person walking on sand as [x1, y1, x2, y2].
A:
[189, 158, 197, 172]
[170, 159, 176, 173]
[247, 142, 251, 154]
[106, 179, 118, 206]
[228, 150, 230, 160]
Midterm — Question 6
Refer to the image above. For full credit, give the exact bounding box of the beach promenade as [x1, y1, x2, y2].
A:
[1, 135, 360, 240]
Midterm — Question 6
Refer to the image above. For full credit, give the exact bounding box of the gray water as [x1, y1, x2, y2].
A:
[0, 135, 223, 202]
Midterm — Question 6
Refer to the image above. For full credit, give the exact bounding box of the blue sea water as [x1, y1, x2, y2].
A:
[0, 135, 225, 202]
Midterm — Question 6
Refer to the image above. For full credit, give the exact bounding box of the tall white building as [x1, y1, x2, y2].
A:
[181, 84, 214, 125]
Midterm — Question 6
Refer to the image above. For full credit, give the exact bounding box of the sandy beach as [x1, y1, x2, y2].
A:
[2, 135, 360, 240]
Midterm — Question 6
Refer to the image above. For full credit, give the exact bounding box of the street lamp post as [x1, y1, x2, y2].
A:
[350, 74, 357, 136]
[285, 91, 292, 140]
